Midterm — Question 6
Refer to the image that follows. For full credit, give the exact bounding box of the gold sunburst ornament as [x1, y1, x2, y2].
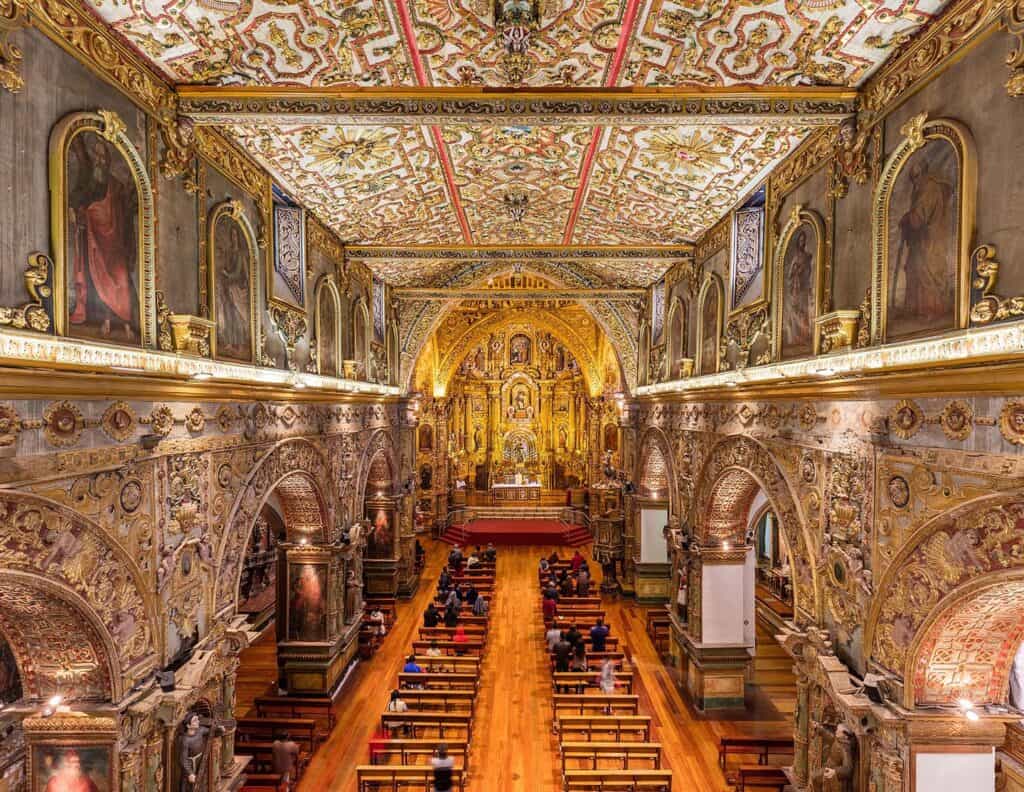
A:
[642, 130, 726, 179]
[302, 128, 392, 176]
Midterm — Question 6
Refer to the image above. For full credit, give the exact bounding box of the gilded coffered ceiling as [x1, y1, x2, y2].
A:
[87, 0, 951, 282]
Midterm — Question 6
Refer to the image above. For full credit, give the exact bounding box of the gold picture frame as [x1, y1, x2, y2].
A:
[870, 113, 977, 343]
[48, 110, 156, 346]
[696, 272, 724, 376]
[772, 205, 827, 360]
[25, 714, 118, 792]
[313, 274, 342, 378]
[206, 199, 260, 363]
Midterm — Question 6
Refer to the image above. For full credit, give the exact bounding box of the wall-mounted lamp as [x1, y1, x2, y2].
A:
[191, 371, 213, 382]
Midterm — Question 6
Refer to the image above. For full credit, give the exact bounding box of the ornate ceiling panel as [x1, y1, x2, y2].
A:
[228, 124, 465, 245]
[89, 0, 410, 85]
[622, 0, 950, 88]
[444, 125, 588, 244]
[574, 124, 811, 244]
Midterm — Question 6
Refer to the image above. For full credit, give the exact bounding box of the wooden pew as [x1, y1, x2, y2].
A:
[395, 689, 476, 712]
[551, 652, 628, 672]
[547, 636, 620, 652]
[240, 773, 284, 790]
[560, 741, 662, 771]
[398, 672, 478, 691]
[236, 717, 319, 751]
[553, 596, 602, 607]
[378, 711, 472, 740]
[408, 655, 481, 674]
[254, 695, 335, 730]
[557, 715, 651, 742]
[419, 625, 487, 641]
[552, 671, 634, 694]
[235, 740, 310, 780]
[356, 765, 466, 792]
[563, 769, 672, 791]
[553, 694, 639, 716]
[736, 765, 788, 791]
[717, 736, 795, 768]
[411, 639, 485, 657]
[369, 739, 469, 767]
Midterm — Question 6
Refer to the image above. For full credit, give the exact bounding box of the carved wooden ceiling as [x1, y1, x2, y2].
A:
[88, 0, 951, 284]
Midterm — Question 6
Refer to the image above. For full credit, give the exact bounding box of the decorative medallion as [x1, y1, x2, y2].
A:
[0, 404, 21, 447]
[43, 400, 83, 447]
[887, 475, 911, 509]
[216, 405, 236, 433]
[798, 404, 818, 432]
[216, 463, 233, 489]
[999, 400, 1024, 446]
[800, 453, 817, 485]
[119, 480, 143, 513]
[764, 404, 782, 429]
[279, 405, 299, 428]
[101, 401, 136, 442]
[184, 407, 205, 434]
[737, 404, 755, 426]
[889, 399, 924, 440]
[939, 400, 973, 441]
[149, 406, 175, 437]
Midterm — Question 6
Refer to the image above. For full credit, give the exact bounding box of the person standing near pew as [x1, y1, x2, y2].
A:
[590, 618, 610, 652]
[577, 566, 590, 596]
[272, 731, 299, 786]
[559, 575, 574, 596]
[546, 623, 562, 652]
[598, 658, 616, 694]
[472, 594, 489, 617]
[548, 550, 560, 565]
[571, 549, 584, 572]
[542, 593, 558, 622]
[565, 623, 582, 648]
[444, 602, 459, 628]
[554, 633, 573, 674]
[438, 566, 451, 593]
[424, 602, 441, 627]
[452, 625, 469, 656]
[570, 639, 587, 672]
[431, 743, 455, 792]
[543, 581, 559, 602]
[465, 584, 479, 606]
[448, 545, 463, 572]
[484, 542, 497, 561]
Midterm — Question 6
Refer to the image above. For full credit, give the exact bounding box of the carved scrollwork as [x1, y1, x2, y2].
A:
[0, 0, 27, 93]
[1007, 1, 1024, 96]
[269, 305, 308, 372]
[158, 116, 197, 188]
[0, 252, 53, 332]
[830, 116, 872, 199]
[969, 244, 1024, 323]
[155, 291, 174, 352]
[721, 306, 770, 371]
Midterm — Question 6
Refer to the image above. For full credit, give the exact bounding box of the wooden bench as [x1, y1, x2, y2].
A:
[254, 695, 335, 730]
[396, 689, 476, 712]
[553, 694, 639, 716]
[235, 741, 310, 781]
[563, 769, 672, 791]
[736, 764, 788, 791]
[356, 765, 465, 792]
[554, 597, 602, 607]
[552, 672, 634, 694]
[379, 711, 472, 740]
[560, 741, 662, 771]
[645, 609, 671, 652]
[240, 772, 284, 790]
[557, 715, 651, 742]
[398, 672, 478, 691]
[369, 739, 468, 767]
[718, 736, 794, 768]
[411, 639, 485, 657]
[409, 655, 481, 674]
[552, 652, 628, 671]
[548, 636, 619, 652]
[236, 717, 319, 751]
[419, 625, 487, 641]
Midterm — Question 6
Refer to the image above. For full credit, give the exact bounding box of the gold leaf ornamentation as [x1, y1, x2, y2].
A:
[999, 400, 1024, 446]
[969, 244, 1024, 323]
[939, 400, 973, 441]
[43, 399, 83, 447]
[100, 400, 135, 442]
[149, 405, 174, 437]
[889, 399, 924, 440]
[0, 252, 52, 332]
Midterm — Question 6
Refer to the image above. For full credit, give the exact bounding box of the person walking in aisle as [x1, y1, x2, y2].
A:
[431, 743, 455, 792]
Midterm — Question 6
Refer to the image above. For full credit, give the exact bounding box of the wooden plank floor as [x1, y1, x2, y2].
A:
[235, 539, 794, 791]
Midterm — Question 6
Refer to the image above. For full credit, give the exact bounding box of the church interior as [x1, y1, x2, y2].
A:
[2, 1, 1024, 790]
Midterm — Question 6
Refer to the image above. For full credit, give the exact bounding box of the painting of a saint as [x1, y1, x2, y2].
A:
[288, 563, 326, 641]
[317, 286, 338, 376]
[66, 131, 140, 344]
[604, 423, 618, 453]
[887, 140, 959, 340]
[699, 285, 720, 376]
[33, 746, 110, 792]
[781, 223, 817, 359]
[419, 423, 433, 451]
[509, 334, 531, 365]
[367, 508, 393, 558]
[213, 214, 252, 362]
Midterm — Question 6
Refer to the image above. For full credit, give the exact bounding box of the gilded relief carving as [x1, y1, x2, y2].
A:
[969, 243, 1024, 324]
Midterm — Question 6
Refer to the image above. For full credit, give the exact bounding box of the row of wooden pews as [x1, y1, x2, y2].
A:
[354, 557, 498, 792]
[540, 558, 673, 792]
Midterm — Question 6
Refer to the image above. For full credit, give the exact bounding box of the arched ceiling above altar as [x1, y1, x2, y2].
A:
[84, 0, 950, 285]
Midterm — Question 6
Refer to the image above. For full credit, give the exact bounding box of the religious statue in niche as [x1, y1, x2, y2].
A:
[418, 423, 433, 451]
[887, 138, 959, 340]
[507, 386, 534, 419]
[288, 563, 326, 642]
[33, 745, 111, 792]
[175, 709, 222, 792]
[781, 223, 817, 359]
[419, 464, 432, 491]
[473, 425, 483, 452]
[811, 722, 856, 792]
[509, 333, 531, 365]
[65, 130, 141, 344]
[603, 423, 618, 453]
[558, 425, 568, 450]
[555, 345, 566, 371]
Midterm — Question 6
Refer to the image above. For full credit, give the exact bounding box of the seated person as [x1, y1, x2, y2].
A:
[444, 603, 460, 628]
[403, 655, 422, 673]
[444, 585, 461, 609]
[472, 595, 489, 616]
[465, 585, 479, 606]
[385, 689, 411, 736]
[564, 623, 582, 648]
[484, 543, 497, 561]
[426, 640, 443, 657]
[452, 626, 469, 656]
[559, 576, 574, 596]
[466, 551, 480, 569]
[543, 583, 560, 602]
[590, 618, 610, 652]
[423, 603, 441, 628]
[548, 550, 560, 565]
[369, 607, 387, 636]
[539, 557, 550, 573]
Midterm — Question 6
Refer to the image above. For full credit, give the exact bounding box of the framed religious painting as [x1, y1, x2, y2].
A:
[509, 333, 531, 366]
[207, 200, 259, 363]
[729, 186, 767, 314]
[25, 714, 117, 792]
[773, 207, 826, 360]
[365, 498, 397, 560]
[271, 202, 306, 312]
[49, 110, 156, 347]
[313, 276, 342, 377]
[872, 115, 976, 343]
[696, 274, 723, 376]
[287, 561, 328, 642]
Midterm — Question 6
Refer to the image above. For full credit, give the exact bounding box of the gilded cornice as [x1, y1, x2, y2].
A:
[393, 288, 645, 302]
[695, 216, 730, 263]
[176, 86, 857, 127]
[307, 214, 345, 263]
[348, 245, 693, 262]
[768, 126, 840, 199]
[195, 127, 270, 209]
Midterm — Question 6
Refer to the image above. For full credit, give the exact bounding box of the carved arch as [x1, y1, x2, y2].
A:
[214, 438, 334, 615]
[690, 435, 820, 623]
[636, 426, 677, 517]
[0, 490, 157, 696]
[355, 429, 400, 504]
